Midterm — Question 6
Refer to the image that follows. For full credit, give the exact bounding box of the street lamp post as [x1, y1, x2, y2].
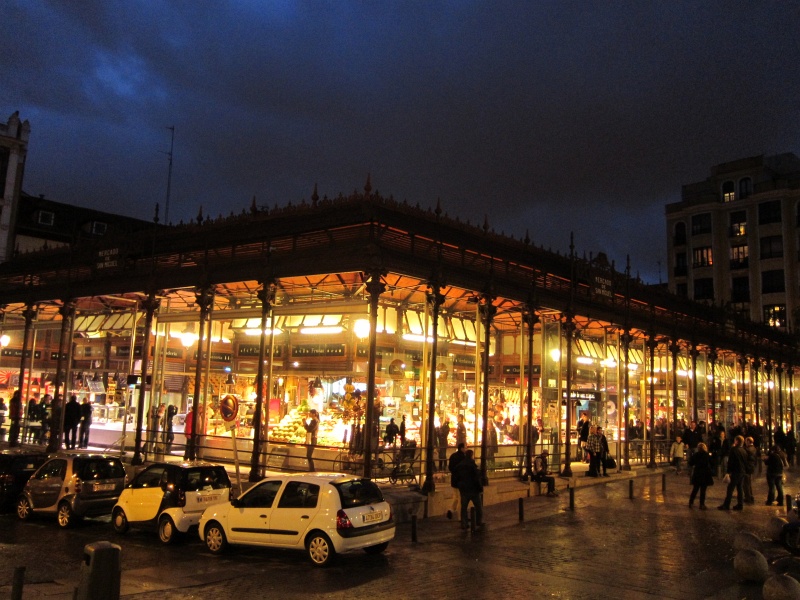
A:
[646, 333, 657, 469]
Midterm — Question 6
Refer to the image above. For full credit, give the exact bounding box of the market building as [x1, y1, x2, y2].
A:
[0, 181, 796, 494]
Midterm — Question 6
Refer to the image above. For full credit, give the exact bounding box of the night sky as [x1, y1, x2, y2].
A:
[4, 1, 799, 283]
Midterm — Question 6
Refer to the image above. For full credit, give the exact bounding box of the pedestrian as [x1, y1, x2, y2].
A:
[718, 435, 747, 511]
[578, 412, 591, 462]
[183, 406, 194, 460]
[399, 414, 406, 447]
[25, 395, 41, 443]
[8, 389, 22, 447]
[682, 420, 703, 474]
[456, 414, 467, 448]
[764, 444, 787, 506]
[586, 425, 603, 477]
[598, 426, 611, 477]
[78, 397, 92, 448]
[446, 442, 466, 520]
[63, 395, 81, 450]
[384, 417, 400, 446]
[742, 436, 757, 504]
[165, 403, 178, 454]
[688, 442, 714, 509]
[454, 449, 483, 529]
[786, 426, 797, 465]
[46, 394, 62, 453]
[303, 409, 319, 472]
[486, 420, 498, 468]
[437, 419, 450, 471]
[36, 394, 51, 445]
[670, 435, 685, 474]
[533, 449, 558, 496]
[0, 396, 6, 441]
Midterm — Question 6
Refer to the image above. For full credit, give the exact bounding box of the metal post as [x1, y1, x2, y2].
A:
[363, 272, 385, 479]
[132, 293, 160, 465]
[422, 281, 444, 494]
[249, 280, 275, 482]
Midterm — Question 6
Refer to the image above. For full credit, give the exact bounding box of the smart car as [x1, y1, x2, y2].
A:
[112, 461, 231, 543]
[199, 473, 394, 566]
[17, 454, 126, 527]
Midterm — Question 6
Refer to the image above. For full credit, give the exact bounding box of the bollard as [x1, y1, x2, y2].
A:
[786, 494, 793, 515]
[75, 541, 121, 600]
[569, 486, 574, 511]
[662, 473, 666, 494]
[11, 566, 24, 600]
[629, 479, 634, 499]
[411, 514, 417, 543]
[470, 506, 476, 531]
[518, 497, 524, 522]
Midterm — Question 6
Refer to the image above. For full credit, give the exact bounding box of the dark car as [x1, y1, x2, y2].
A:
[0, 449, 49, 511]
[17, 453, 127, 527]
[112, 461, 231, 543]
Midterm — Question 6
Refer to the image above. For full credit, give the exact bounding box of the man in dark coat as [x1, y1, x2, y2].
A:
[718, 435, 747, 511]
[742, 436, 758, 503]
[446, 443, 466, 520]
[63, 395, 81, 450]
[453, 449, 483, 529]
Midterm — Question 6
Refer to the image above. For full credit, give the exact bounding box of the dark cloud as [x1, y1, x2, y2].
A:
[4, 1, 799, 282]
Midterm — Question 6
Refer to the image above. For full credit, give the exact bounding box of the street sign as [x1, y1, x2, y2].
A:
[219, 394, 239, 422]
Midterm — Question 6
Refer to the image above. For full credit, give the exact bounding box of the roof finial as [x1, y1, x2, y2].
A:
[483, 215, 489, 234]
[250, 195, 258, 214]
[197, 206, 204, 224]
[435, 198, 442, 218]
[312, 183, 319, 206]
[524, 229, 530, 245]
[364, 173, 372, 198]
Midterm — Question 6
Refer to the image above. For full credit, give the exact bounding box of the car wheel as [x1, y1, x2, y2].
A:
[112, 508, 129, 534]
[57, 502, 74, 528]
[205, 521, 228, 554]
[363, 541, 389, 555]
[307, 531, 336, 567]
[16, 496, 32, 521]
[158, 515, 178, 544]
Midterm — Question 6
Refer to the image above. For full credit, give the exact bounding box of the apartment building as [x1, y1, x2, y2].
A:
[666, 153, 800, 330]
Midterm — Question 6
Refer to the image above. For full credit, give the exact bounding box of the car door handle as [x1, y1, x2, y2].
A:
[301, 515, 310, 519]
[259, 514, 267, 518]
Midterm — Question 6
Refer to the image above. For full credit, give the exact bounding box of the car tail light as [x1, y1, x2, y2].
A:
[336, 509, 353, 530]
[176, 489, 186, 507]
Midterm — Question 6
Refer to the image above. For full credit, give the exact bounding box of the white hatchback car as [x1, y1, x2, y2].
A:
[112, 461, 231, 543]
[198, 473, 395, 566]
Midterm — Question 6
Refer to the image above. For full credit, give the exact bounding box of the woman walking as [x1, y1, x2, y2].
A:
[688, 442, 714, 509]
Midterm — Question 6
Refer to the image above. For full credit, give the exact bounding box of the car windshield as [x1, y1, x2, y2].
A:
[74, 458, 125, 480]
[333, 478, 384, 508]
[181, 467, 231, 491]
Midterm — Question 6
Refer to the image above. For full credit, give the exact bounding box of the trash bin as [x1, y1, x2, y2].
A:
[75, 541, 121, 600]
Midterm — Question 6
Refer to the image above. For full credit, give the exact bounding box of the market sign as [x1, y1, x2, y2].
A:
[96, 247, 120, 271]
[592, 274, 613, 299]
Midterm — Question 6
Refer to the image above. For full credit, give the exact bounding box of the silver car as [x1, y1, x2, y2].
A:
[17, 454, 126, 527]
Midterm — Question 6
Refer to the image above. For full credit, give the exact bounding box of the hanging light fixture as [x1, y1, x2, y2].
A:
[180, 323, 198, 348]
[226, 372, 235, 386]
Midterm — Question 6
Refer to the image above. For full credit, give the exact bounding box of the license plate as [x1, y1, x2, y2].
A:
[197, 495, 220, 504]
[363, 511, 382, 523]
[93, 483, 115, 492]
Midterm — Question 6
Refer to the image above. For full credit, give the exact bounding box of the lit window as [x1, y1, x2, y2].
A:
[692, 247, 713, 267]
[763, 305, 786, 328]
[729, 210, 746, 236]
[729, 245, 748, 269]
[722, 181, 735, 202]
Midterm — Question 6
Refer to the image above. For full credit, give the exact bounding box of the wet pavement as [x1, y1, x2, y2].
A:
[1, 455, 798, 600]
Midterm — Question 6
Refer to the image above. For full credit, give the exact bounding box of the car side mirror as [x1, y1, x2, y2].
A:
[230, 497, 241, 508]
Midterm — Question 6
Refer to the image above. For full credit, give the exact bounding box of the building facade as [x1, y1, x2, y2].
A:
[0, 111, 30, 263]
[666, 153, 800, 330]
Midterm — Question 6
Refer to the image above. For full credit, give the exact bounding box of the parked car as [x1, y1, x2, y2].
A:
[0, 449, 49, 511]
[112, 461, 231, 543]
[199, 473, 395, 566]
[17, 453, 126, 527]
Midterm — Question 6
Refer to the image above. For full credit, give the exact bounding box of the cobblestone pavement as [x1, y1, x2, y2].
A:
[1, 465, 797, 600]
